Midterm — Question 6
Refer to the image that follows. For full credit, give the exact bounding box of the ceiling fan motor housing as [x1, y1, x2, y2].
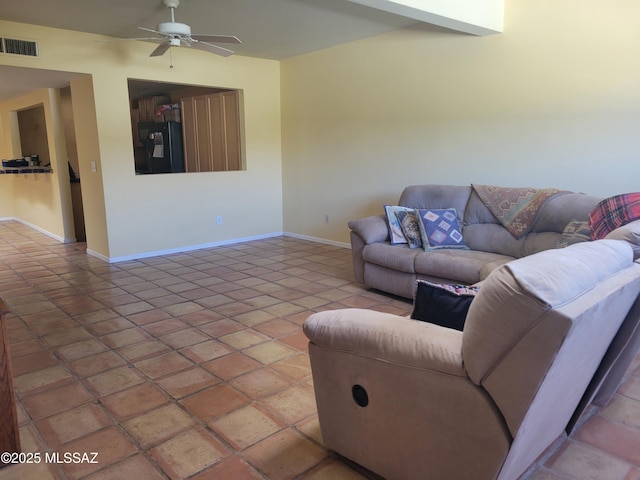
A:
[158, 22, 191, 37]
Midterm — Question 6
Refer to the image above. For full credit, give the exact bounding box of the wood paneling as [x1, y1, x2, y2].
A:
[0, 299, 20, 462]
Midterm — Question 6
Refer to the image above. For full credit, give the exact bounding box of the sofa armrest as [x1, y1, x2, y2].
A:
[303, 308, 465, 377]
[348, 215, 389, 245]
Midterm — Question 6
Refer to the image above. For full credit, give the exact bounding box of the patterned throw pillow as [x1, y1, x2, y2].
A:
[589, 193, 640, 240]
[411, 281, 480, 331]
[395, 210, 422, 249]
[557, 220, 591, 248]
[415, 208, 468, 251]
[384, 205, 414, 245]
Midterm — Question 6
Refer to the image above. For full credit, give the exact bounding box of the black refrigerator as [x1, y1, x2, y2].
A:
[138, 121, 185, 174]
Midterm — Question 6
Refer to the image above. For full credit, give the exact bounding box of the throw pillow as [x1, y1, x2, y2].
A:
[589, 193, 640, 240]
[411, 281, 480, 331]
[557, 220, 591, 248]
[415, 208, 468, 251]
[395, 210, 422, 249]
[384, 205, 414, 245]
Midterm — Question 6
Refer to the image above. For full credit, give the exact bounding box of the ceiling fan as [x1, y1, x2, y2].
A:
[136, 0, 241, 57]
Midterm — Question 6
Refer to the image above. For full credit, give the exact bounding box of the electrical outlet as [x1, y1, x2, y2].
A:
[324, 214, 329, 223]
[216, 216, 223, 225]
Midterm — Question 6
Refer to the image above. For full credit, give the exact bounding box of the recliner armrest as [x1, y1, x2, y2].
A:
[303, 308, 465, 377]
[348, 215, 389, 244]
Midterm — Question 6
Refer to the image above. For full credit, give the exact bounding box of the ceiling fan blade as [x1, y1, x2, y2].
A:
[190, 34, 241, 45]
[139, 26, 164, 35]
[150, 42, 171, 57]
[191, 41, 234, 57]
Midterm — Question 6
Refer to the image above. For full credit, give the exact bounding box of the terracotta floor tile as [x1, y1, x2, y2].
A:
[202, 351, 262, 380]
[13, 365, 73, 395]
[36, 402, 112, 447]
[243, 340, 298, 364]
[546, 441, 631, 480]
[86, 317, 136, 336]
[160, 328, 210, 349]
[56, 338, 108, 361]
[42, 326, 94, 348]
[156, 366, 220, 399]
[101, 327, 151, 349]
[197, 319, 246, 338]
[150, 427, 230, 479]
[161, 301, 205, 317]
[243, 428, 328, 480]
[190, 455, 264, 480]
[2, 228, 638, 480]
[619, 376, 640, 401]
[230, 367, 292, 399]
[67, 351, 126, 377]
[100, 382, 169, 420]
[301, 457, 370, 480]
[21, 381, 94, 420]
[178, 310, 224, 326]
[263, 384, 318, 424]
[575, 414, 640, 465]
[143, 318, 189, 337]
[85, 365, 145, 397]
[83, 454, 165, 480]
[10, 350, 59, 376]
[254, 318, 300, 338]
[122, 404, 195, 448]
[600, 394, 640, 428]
[180, 339, 232, 363]
[127, 308, 173, 326]
[117, 339, 171, 362]
[57, 426, 138, 479]
[271, 353, 312, 381]
[210, 404, 285, 450]
[180, 384, 250, 422]
[219, 329, 269, 350]
[134, 351, 193, 379]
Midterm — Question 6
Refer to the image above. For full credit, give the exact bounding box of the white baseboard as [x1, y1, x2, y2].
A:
[106, 232, 287, 263]
[1, 218, 350, 263]
[283, 231, 350, 249]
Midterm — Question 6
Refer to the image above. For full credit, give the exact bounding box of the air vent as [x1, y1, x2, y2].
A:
[0, 37, 39, 57]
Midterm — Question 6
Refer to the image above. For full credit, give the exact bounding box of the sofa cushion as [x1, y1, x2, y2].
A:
[384, 205, 413, 245]
[532, 193, 601, 233]
[398, 185, 471, 218]
[411, 281, 480, 331]
[415, 208, 467, 251]
[415, 249, 515, 284]
[362, 243, 418, 273]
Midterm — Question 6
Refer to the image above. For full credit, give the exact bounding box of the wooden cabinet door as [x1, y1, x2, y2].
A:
[180, 91, 242, 172]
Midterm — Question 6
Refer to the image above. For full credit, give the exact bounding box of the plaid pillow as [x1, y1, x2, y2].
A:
[589, 193, 640, 240]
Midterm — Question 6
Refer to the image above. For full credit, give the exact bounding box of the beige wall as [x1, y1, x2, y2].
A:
[281, 0, 640, 244]
[0, 20, 283, 260]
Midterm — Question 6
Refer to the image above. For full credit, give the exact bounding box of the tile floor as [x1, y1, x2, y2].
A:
[0, 220, 638, 480]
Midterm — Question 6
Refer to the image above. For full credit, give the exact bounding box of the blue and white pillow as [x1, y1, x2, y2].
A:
[384, 205, 414, 245]
[415, 208, 468, 251]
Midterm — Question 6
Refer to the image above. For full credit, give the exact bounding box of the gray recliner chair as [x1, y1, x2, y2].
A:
[304, 240, 640, 480]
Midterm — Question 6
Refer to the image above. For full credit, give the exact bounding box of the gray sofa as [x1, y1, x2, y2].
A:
[349, 184, 640, 298]
[304, 240, 640, 480]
